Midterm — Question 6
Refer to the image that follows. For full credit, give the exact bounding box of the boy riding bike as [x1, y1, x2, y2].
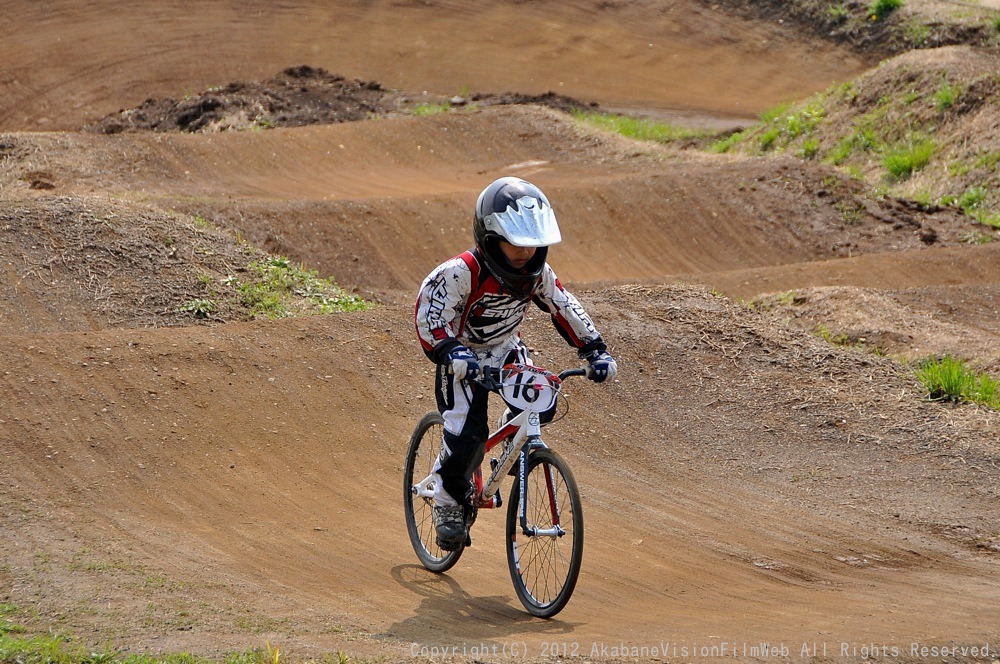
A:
[414, 176, 618, 552]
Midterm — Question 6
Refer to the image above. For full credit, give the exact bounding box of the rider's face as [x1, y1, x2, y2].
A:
[498, 241, 537, 269]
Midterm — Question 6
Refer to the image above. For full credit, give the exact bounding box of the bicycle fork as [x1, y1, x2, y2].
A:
[516, 441, 567, 538]
[479, 433, 567, 538]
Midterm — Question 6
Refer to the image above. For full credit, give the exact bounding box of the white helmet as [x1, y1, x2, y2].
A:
[472, 177, 561, 300]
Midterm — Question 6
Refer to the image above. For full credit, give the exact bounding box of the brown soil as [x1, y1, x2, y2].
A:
[1, 2, 998, 663]
[84, 65, 597, 135]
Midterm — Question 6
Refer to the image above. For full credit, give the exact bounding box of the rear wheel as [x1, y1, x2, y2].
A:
[506, 448, 583, 617]
[403, 412, 463, 572]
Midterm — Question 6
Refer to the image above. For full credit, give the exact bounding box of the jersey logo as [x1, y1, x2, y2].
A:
[465, 293, 529, 344]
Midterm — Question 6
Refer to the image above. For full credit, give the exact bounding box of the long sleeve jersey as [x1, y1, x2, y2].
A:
[415, 248, 606, 364]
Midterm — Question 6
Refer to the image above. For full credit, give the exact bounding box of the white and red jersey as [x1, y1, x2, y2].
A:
[415, 248, 604, 364]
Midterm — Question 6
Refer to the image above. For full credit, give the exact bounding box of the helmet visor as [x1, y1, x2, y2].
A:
[484, 196, 562, 247]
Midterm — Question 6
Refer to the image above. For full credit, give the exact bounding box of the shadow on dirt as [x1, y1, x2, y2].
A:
[386, 564, 582, 643]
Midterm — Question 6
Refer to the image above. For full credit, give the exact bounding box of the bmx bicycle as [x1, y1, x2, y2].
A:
[403, 362, 587, 618]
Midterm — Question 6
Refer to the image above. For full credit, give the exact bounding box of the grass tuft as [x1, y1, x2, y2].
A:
[571, 110, 708, 143]
[411, 102, 451, 116]
[933, 76, 961, 111]
[232, 257, 371, 319]
[915, 356, 1000, 409]
[708, 130, 747, 153]
[0, 621, 356, 664]
[869, 0, 903, 21]
[883, 137, 934, 179]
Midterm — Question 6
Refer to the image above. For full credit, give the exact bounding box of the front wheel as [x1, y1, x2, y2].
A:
[506, 448, 584, 618]
[404, 412, 463, 572]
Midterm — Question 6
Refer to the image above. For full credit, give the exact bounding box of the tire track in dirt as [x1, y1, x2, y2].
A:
[2, 307, 997, 657]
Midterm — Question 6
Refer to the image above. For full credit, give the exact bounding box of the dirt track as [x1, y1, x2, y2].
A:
[1, 2, 999, 662]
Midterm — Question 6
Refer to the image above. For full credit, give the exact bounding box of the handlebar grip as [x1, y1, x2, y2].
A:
[558, 367, 590, 381]
[467, 366, 501, 390]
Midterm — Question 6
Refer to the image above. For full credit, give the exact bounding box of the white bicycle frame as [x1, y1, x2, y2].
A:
[412, 363, 586, 537]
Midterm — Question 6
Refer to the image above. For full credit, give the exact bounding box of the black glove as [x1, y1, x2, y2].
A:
[447, 346, 480, 381]
[582, 349, 617, 383]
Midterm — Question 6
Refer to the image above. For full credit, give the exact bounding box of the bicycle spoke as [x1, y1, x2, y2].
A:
[405, 413, 463, 571]
[507, 450, 583, 617]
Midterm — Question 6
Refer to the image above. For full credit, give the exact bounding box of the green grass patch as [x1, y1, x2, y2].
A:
[708, 130, 747, 153]
[411, 102, 452, 116]
[915, 356, 1000, 409]
[933, 76, 962, 111]
[853, 124, 884, 152]
[0, 605, 354, 664]
[784, 102, 826, 140]
[816, 324, 855, 346]
[903, 18, 931, 45]
[759, 126, 782, 151]
[826, 137, 855, 165]
[758, 102, 790, 124]
[751, 101, 827, 151]
[571, 110, 708, 143]
[971, 209, 1000, 229]
[973, 150, 1000, 170]
[959, 230, 995, 244]
[957, 186, 988, 211]
[939, 186, 995, 226]
[828, 2, 849, 22]
[869, 0, 903, 21]
[834, 201, 865, 224]
[192, 214, 216, 231]
[883, 137, 934, 180]
[229, 257, 371, 319]
[799, 138, 820, 160]
[179, 298, 218, 319]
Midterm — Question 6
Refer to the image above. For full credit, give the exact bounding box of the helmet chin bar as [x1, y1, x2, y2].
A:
[481, 238, 547, 300]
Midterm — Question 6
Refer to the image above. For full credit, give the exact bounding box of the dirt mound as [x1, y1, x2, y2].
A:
[700, 0, 1000, 53]
[751, 284, 1000, 371]
[86, 66, 406, 134]
[470, 91, 598, 116]
[0, 197, 368, 335]
[717, 45, 1000, 231]
[1, 105, 990, 330]
[84, 65, 599, 134]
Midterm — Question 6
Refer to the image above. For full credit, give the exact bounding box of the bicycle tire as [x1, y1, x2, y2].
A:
[506, 448, 583, 618]
[403, 411, 464, 572]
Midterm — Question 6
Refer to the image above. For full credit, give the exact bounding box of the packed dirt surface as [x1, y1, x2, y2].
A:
[1, 1, 999, 663]
[0, 0, 874, 133]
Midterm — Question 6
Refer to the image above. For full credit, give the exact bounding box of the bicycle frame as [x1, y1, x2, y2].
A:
[475, 407, 541, 509]
[412, 365, 586, 537]
[410, 399, 544, 511]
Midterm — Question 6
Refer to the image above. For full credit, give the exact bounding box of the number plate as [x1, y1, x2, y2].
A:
[498, 363, 561, 413]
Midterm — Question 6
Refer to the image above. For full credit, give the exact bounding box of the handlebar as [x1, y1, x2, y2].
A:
[470, 365, 590, 391]
[558, 367, 589, 381]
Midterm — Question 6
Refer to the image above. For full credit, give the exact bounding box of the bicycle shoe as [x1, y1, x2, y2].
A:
[433, 504, 467, 552]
